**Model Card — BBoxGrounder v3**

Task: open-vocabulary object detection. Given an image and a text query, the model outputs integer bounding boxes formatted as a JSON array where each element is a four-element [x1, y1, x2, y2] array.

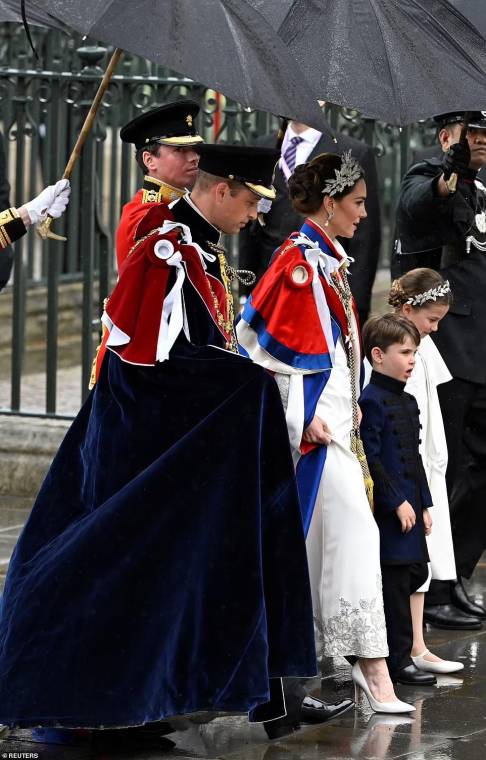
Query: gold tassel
[[89, 298, 109, 390], [351, 433, 374, 512]]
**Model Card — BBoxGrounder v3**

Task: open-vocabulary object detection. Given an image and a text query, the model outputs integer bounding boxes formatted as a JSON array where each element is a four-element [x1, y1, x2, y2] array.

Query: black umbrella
[[249, 0, 486, 125], [0, 0, 67, 27], [449, 0, 486, 39], [27, 0, 327, 131]]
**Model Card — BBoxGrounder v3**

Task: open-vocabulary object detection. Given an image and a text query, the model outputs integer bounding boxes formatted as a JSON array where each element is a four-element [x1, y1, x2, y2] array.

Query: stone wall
[[0, 415, 69, 497]]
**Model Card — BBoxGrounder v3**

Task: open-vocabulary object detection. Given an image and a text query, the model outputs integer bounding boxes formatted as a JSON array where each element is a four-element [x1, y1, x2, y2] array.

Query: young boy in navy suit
[[359, 314, 436, 687]]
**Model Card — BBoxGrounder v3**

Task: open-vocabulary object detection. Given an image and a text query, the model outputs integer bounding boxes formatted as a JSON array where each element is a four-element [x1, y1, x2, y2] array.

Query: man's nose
[[248, 207, 258, 221]]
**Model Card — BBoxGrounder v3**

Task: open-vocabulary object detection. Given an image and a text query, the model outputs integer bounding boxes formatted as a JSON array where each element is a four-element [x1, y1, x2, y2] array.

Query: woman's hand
[[303, 415, 333, 446], [423, 508, 433, 536]]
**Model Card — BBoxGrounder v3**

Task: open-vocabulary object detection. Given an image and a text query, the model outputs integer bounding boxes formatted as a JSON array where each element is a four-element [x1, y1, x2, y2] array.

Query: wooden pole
[[37, 47, 124, 241]]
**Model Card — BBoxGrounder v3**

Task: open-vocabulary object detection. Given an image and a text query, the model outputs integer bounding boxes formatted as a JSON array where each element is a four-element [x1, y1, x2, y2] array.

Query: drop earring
[[324, 209, 334, 227]]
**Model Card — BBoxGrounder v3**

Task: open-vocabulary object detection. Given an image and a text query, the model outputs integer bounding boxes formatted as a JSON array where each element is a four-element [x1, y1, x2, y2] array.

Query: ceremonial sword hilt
[[36, 214, 67, 242]]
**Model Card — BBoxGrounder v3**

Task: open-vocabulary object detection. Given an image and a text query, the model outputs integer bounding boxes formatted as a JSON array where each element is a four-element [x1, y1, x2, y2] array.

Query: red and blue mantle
[[240, 220, 355, 371]]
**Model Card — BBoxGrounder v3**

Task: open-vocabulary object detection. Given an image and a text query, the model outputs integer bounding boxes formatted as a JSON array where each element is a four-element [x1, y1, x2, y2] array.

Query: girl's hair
[[288, 152, 365, 214], [388, 268, 452, 309], [362, 314, 421, 363]]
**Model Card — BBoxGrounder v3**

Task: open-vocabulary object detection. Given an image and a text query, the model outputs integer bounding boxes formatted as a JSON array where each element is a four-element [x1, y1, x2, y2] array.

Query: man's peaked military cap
[[434, 111, 486, 130], [120, 100, 203, 149], [197, 144, 279, 200]]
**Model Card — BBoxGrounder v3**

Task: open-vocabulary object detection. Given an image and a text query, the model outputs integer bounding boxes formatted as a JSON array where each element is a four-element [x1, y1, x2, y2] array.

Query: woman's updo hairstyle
[[388, 268, 452, 309], [288, 152, 365, 215]]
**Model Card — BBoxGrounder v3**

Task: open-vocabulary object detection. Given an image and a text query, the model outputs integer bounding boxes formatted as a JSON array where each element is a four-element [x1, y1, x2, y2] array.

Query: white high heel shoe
[[412, 649, 464, 674], [351, 662, 415, 714]]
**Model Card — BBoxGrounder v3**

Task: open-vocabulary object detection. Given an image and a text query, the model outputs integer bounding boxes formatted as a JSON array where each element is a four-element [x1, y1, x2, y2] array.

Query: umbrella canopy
[[449, 0, 486, 39], [249, 0, 486, 125], [0, 0, 66, 26], [26, 0, 327, 131], [0, 1, 21, 20]]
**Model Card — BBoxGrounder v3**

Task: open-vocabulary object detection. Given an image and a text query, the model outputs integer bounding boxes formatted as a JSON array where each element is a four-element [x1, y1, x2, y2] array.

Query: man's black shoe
[[393, 664, 437, 686], [264, 717, 300, 740], [264, 696, 354, 739], [424, 603, 483, 630], [451, 579, 486, 619], [300, 695, 354, 723]]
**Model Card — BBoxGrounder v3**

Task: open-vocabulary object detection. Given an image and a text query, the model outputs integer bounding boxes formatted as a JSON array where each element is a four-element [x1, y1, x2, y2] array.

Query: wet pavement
[[0, 267, 482, 759], [0, 563, 485, 759]]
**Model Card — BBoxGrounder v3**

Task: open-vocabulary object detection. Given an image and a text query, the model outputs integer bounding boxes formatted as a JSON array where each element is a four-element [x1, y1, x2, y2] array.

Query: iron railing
[[0, 23, 439, 418]]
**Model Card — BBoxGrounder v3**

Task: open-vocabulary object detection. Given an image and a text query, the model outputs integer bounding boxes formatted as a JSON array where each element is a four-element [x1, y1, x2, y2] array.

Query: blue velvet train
[[0, 343, 317, 728]]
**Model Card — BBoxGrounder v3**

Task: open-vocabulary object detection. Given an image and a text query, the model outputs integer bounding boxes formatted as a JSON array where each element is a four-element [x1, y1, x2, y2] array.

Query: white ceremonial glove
[[23, 179, 71, 224]]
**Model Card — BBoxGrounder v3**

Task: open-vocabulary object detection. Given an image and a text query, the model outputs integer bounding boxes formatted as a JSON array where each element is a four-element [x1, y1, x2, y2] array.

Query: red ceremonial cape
[[115, 190, 160, 271], [99, 205, 231, 368]]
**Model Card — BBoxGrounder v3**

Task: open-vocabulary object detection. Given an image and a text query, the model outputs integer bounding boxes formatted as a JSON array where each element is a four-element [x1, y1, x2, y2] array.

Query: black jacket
[[394, 158, 486, 384], [360, 371, 431, 564], [238, 131, 381, 322]]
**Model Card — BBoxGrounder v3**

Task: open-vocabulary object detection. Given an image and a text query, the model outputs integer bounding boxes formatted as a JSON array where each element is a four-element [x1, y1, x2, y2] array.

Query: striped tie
[[283, 135, 303, 174]]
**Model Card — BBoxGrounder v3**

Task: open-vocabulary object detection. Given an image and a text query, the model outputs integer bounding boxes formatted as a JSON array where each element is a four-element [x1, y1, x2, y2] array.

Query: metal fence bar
[[0, 24, 441, 419], [9, 75, 28, 411]]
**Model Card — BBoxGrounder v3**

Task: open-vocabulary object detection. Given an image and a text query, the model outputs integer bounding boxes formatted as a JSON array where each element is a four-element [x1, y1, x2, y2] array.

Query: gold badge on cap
[[186, 114, 193, 127]]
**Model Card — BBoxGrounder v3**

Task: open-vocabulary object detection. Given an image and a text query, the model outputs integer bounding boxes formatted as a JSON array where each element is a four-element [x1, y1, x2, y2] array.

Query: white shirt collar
[[286, 124, 322, 147]]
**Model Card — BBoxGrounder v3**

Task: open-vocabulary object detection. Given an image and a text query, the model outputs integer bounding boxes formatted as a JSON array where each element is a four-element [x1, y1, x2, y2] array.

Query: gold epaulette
[[0, 207, 27, 249], [141, 176, 185, 204]]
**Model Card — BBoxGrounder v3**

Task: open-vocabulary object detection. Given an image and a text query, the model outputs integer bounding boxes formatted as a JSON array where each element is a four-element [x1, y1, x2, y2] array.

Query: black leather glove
[[442, 140, 471, 181]]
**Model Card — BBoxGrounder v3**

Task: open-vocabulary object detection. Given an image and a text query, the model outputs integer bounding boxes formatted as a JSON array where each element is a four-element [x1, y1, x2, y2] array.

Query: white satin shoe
[[351, 662, 415, 714], [412, 649, 464, 674]]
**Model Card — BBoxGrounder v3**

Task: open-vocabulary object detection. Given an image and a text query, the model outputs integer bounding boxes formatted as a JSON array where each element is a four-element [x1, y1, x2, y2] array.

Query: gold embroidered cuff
[[0, 207, 27, 249]]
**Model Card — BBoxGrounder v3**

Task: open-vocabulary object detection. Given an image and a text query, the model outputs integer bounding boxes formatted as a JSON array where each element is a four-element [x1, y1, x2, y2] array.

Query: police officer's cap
[[433, 111, 486, 130], [120, 100, 203, 150], [197, 144, 279, 200]]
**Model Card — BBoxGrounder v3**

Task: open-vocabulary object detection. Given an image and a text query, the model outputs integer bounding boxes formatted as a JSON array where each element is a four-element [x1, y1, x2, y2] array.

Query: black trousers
[[428, 378, 486, 605], [381, 562, 428, 677], [249, 678, 305, 724]]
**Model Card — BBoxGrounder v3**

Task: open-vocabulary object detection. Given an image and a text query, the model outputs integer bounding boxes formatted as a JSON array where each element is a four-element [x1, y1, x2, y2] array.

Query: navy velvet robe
[[0, 203, 316, 729]]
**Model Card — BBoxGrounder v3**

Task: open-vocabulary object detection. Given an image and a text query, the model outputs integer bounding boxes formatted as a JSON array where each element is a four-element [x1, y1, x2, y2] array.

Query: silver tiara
[[322, 150, 362, 196], [405, 280, 451, 306]]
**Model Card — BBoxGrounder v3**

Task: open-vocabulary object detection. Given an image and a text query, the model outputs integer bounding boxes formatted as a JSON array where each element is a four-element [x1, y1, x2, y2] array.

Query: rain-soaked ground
[[1, 559, 486, 759]]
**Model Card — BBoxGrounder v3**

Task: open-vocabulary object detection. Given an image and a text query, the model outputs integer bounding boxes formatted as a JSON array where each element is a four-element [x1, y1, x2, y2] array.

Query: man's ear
[[371, 346, 383, 364], [214, 181, 229, 203], [142, 151, 153, 171], [438, 128, 450, 152], [439, 126, 461, 152]]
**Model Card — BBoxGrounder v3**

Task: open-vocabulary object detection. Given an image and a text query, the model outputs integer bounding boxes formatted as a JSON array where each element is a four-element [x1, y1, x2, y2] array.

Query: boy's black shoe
[[424, 603, 482, 630], [450, 579, 486, 619], [393, 664, 436, 685]]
